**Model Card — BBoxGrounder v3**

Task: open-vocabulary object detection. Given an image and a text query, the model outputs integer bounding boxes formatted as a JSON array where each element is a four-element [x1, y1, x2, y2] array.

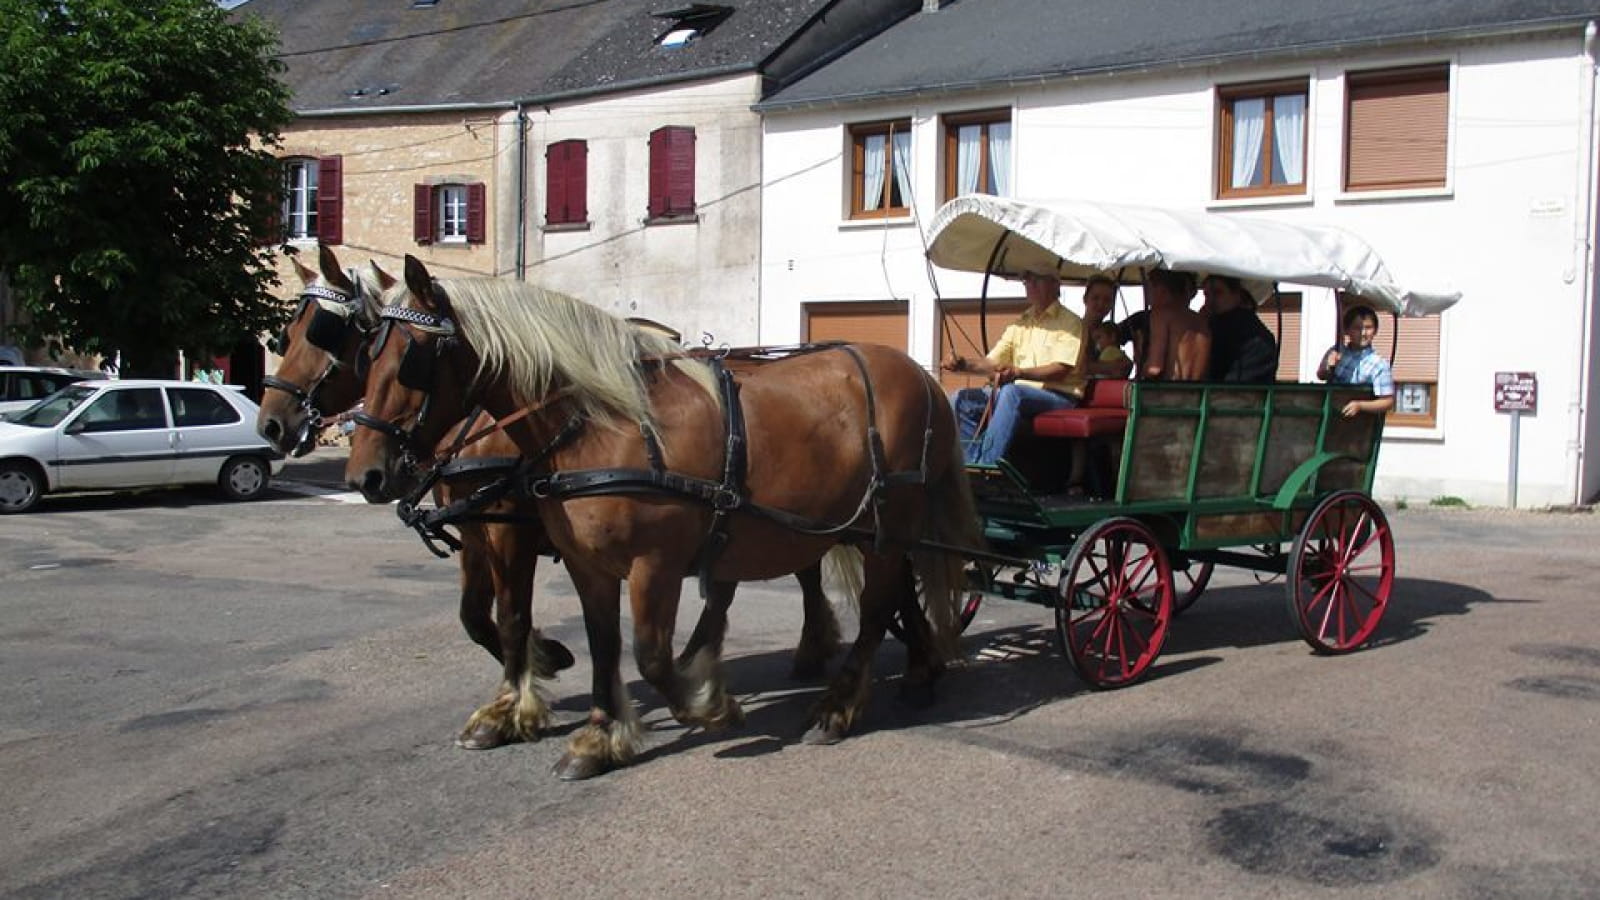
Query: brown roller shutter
[[1345, 65, 1449, 192], [412, 184, 433, 244], [1384, 314, 1441, 382], [803, 302, 909, 353], [466, 183, 486, 244], [934, 298, 1030, 392], [316, 155, 343, 245], [1257, 293, 1302, 382]]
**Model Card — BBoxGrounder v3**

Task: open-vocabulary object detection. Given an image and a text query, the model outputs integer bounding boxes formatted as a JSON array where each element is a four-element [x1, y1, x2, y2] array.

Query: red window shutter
[[413, 183, 433, 244], [546, 143, 568, 225], [648, 129, 669, 218], [466, 182, 486, 244], [568, 141, 588, 223], [316, 155, 343, 245]]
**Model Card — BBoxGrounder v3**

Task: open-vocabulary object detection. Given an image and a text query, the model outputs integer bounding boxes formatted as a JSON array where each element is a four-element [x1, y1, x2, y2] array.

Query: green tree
[[0, 0, 292, 373]]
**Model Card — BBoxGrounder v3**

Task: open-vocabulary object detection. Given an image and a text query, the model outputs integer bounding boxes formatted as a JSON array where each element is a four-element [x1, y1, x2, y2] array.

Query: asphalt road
[[2, 453, 1598, 898]]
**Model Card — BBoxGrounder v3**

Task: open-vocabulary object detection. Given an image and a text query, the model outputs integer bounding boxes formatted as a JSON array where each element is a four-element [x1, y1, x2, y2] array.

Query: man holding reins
[[942, 270, 1086, 465]]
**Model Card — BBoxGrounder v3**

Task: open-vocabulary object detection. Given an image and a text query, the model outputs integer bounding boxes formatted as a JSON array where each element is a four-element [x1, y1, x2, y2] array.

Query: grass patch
[[1394, 497, 1409, 510], [1429, 495, 1470, 508]]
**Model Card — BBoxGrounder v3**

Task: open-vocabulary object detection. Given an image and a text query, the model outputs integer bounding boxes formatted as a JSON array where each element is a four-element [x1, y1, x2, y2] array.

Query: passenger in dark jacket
[[1201, 275, 1278, 383]]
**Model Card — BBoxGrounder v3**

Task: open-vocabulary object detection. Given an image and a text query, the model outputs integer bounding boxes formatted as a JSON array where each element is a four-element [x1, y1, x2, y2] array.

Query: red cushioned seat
[[1028, 378, 1130, 439]]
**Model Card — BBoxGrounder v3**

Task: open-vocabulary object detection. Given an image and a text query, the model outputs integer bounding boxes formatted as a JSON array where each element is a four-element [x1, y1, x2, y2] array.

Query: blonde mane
[[391, 277, 719, 426]]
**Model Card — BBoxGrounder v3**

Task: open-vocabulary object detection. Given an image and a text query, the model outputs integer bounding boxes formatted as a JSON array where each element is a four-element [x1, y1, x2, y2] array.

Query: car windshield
[[9, 384, 98, 428]]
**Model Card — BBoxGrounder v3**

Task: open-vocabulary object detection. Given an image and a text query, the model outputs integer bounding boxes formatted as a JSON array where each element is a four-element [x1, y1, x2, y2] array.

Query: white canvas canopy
[[925, 195, 1460, 317]]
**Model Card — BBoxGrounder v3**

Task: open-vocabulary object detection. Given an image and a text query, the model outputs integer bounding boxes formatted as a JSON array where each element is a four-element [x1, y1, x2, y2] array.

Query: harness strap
[[686, 359, 748, 597]]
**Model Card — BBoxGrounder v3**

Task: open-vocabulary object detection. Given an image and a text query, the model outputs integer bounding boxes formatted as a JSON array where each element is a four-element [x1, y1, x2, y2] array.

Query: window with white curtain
[[942, 110, 1012, 202], [282, 158, 319, 240], [849, 119, 912, 219], [436, 184, 468, 242], [1216, 81, 1308, 199]]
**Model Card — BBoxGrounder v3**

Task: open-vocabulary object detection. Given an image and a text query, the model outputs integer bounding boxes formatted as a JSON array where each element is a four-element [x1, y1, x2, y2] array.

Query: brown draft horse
[[347, 256, 982, 780], [257, 247, 843, 749]]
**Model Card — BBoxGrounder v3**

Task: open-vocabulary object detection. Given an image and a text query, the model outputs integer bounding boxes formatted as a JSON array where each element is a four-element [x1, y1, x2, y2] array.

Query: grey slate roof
[[759, 0, 1600, 110], [234, 0, 859, 113]]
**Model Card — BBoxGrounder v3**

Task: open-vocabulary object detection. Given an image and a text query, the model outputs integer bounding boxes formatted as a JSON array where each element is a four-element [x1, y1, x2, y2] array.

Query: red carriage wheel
[[1286, 491, 1395, 654], [1171, 560, 1214, 616], [1055, 518, 1174, 689], [886, 577, 983, 643]]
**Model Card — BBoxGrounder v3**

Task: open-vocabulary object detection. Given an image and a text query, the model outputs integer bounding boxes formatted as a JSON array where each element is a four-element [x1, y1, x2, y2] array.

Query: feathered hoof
[[538, 638, 576, 672], [801, 723, 845, 746], [554, 751, 614, 781], [457, 719, 515, 750]]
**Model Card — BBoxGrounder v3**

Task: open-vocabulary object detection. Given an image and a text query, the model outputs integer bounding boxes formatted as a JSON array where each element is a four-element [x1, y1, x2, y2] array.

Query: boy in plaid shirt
[[1317, 304, 1397, 418]]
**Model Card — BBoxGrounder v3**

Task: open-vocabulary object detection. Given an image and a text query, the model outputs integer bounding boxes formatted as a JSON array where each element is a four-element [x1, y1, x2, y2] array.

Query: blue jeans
[[953, 383, 1078, 465]]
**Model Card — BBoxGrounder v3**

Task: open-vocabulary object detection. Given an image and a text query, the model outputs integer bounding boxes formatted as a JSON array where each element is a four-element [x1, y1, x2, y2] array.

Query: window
[[849, 119, 912, 219], [803, 301, 909, 352], [1385, 315, 1442, 427], [1344, 64, 1449, 192], [648, 126, 696, 221], [281, 156, 342, 244], [942, 111, 1011, 201], [1216, 81, 1308, 199], [168, 387, 240, 427], [1255, 292, 1302, 382], [78, 388, 166, 432], [652, 4, 731, 47], [546, 139, 588, 227], [412, 182, 485, 245]]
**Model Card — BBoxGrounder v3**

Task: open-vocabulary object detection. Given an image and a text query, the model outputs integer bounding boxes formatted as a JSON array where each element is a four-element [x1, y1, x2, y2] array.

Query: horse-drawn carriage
[[925, 196, 1458, 689], [259, 195, 1455, 779]]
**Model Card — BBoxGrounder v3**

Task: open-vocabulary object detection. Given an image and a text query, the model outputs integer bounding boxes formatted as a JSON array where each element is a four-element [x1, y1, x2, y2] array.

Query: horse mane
[[401, 278, 720, 426]]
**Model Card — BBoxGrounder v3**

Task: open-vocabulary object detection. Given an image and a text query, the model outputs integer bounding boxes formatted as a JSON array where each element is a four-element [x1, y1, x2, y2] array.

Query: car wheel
[[218, 456, 269, 501], [0, 462, 44, 514]]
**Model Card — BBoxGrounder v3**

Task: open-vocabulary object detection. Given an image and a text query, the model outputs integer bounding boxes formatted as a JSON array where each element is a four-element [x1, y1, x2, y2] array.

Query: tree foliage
[[0, 0, 292, 371]]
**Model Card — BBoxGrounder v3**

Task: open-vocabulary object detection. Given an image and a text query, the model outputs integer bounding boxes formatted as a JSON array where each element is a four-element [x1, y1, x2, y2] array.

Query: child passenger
[[1317, 304, 1397, 418]]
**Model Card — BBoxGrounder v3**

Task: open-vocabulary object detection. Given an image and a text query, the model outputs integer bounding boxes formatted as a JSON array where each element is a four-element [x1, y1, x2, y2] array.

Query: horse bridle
[[351, 303, 461, 469], [262, 278, 375, 456]]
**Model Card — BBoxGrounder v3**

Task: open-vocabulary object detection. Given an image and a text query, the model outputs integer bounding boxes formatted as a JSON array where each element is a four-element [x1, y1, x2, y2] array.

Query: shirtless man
[[1141, 269, 1210, 381]]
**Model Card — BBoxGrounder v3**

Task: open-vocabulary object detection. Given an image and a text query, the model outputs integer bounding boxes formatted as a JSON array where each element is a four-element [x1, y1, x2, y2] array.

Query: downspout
[[1572, 21, 1598, 504], [515, 102, 528, 281]]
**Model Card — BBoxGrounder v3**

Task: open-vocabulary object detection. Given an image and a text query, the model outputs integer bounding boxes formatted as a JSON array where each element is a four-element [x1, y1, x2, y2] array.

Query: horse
[[347, 255, 982, 780], [258, 247, 843, 749]]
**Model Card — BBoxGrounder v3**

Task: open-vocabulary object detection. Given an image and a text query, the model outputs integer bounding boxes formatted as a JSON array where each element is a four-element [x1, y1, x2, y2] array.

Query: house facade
[[757, 0, 1600, 508], [243, 0, 920, 369]]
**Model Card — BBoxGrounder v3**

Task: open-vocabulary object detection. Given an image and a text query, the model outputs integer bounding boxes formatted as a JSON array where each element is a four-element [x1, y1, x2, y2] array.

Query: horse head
[[347, 255, 482, 502], [257, 244, 394, 456]]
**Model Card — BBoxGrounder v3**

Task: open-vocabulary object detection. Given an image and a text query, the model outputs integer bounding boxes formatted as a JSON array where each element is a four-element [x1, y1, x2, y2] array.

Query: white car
[[0, 379, 285, 514], [0, 365, 106, 418]]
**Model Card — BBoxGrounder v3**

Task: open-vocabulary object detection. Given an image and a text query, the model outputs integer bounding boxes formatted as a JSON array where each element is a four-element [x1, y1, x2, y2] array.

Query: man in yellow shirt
[[941, 271, 1085, 465]]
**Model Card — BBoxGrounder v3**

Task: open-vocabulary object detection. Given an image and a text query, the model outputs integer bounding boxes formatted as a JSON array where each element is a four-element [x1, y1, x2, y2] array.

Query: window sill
[[544, 221, 591, 233], [839, 216, 915, 230], [1335, 186, 1453, 205], [1206, 194, 1313, 211], [644, 213, 699, 227], [1382, 421, 1444, 441]]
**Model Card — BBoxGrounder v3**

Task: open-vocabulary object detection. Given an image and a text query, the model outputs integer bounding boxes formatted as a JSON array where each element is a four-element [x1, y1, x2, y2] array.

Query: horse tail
[[913, 376, 986, 663], [819, 544, 865, 614]]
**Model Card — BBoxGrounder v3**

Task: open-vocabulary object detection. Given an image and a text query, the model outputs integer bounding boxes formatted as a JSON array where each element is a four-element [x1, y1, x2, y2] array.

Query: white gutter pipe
[[1572, 21, 1599, 506]]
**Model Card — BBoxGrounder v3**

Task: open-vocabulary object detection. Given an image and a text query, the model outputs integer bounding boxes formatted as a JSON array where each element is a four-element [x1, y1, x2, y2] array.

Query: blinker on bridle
[[261, 274, 372, 456], [352, 302, 459, 463]]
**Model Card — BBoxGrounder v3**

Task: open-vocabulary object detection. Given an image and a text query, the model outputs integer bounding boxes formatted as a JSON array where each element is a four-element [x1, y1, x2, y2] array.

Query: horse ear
[[404, 255, 436, 310], [319, 244, 353, 294], [290, 256, 317, 286], [369, 260, 397, 291]]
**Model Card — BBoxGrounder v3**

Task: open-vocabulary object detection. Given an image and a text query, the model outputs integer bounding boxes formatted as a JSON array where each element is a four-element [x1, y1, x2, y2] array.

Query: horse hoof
[[898, 681, 937, 709], [554, 751, 612, 781], [539, 638, 576, 672], [457, 721, 511, 750], [801, 723, 844, 746]]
